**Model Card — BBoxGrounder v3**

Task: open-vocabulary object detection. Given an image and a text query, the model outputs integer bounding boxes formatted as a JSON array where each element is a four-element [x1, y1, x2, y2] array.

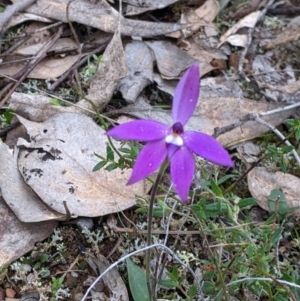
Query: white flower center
[[165, 134, 183, 146]]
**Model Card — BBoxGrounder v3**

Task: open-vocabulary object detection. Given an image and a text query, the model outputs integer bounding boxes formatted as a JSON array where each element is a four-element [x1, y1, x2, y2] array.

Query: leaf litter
[[1, 0, 300, 299]]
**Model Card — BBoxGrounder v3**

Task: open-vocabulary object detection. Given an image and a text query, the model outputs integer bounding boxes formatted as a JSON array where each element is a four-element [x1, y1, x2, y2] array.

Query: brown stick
[[49, 40, 110, 91], [0, 26, 64, 108], [0, 0, 36, 35]]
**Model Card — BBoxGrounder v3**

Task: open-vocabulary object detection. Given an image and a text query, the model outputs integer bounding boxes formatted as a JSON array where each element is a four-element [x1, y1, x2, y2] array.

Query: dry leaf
[[9, 92, 71, 122], [252, 55, 298, 103], [82, 32, 127, 109], [0, 197, 57, 269], [125, 0, 178, 16], [86, 255, 129, 301], [145, 41, 195, 78], [248, 167, 300, 217], [16, 112, 145, 218], [218, 11, 261, 47], [180, 0, 219, 37], [0, 55, 80, 80], [25, 0, 181, 37], [4, 12, 53, 31], [0, 141, 64, 222], [117, 41, 153, 103], [265, 16, 300, 50]]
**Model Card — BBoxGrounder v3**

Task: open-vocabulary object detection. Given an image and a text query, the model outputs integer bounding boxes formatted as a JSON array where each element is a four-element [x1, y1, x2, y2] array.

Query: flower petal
[[172, 63, 200, 126], [169, 146, 195, 203], [184, 131, 234, 167], [107, 120, 168, 141], [127, 139, 167, 185]]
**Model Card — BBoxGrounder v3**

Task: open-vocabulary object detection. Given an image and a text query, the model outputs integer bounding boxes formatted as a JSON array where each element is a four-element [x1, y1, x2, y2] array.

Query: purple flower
[[107, 64, 233, 202]]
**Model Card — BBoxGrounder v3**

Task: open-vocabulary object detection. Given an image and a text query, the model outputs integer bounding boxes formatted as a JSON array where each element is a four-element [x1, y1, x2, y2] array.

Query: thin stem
[[146, 160, 169, 301]]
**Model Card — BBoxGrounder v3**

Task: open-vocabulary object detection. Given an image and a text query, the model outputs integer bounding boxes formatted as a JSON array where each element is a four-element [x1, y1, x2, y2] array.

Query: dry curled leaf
[[83, 32, 127, 109], [218, 11, 261, 47], [145, 41, 196, 78]]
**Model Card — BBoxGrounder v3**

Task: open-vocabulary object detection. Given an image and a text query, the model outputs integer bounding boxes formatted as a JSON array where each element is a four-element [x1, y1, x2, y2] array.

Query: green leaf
[[126, 259, 149, 301], [210, 180, 223, 197], [271, 227, 283, 245], [202, 281, 214, 294], [105, 162, 118, 171], [217, 174, 235, 185], [3, 109, 14, 123], [93, 161, 107, 172], [158, 279, 178, 288], [119, 147, 131, 154], [51, 277, 64, 294], [281, 145, 293, 154], [41, 269, 50, 278], [295, 129, 300, 141], [40, 254, 49, 263], [238, 198, 257, 209], [0, 6, 5, 12], [188, 285, 197, 298], [106, 145, 114, 161], [50, 98, 61, 106]]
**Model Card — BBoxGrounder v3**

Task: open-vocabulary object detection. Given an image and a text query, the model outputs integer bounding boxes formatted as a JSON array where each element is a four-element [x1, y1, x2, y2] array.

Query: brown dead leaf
[[0, 197, 57, 270], [83, 32, 127, 109], [248, 167, 300, 217], [9, 92, 71, 122], [4, 13, 53, 31], [0, 140, 64, 222], [25, 0, 181, 37], [252, 55, 299, 103], [16, 112, 145, 218], [218, 11, 261, 47], [265, 16, 300, 50], [117, 41, 153, 103], [0, 55, 80, 80], [125, 0, 178, 16], [145, 41, 196, 78], [86, 255, 129, 301]]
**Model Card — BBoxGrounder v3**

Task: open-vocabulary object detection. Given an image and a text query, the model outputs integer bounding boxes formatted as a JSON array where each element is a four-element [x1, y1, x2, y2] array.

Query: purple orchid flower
[[107, 63, 233, 202]]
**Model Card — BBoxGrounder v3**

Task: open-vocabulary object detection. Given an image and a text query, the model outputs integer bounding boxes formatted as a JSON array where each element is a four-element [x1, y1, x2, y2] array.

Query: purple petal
[[172, 63, 200, 126], [184, 131, 234, 167], [170, 147, 195, 203], [107, 120, 168, 141], [127, 139, 167, 185]]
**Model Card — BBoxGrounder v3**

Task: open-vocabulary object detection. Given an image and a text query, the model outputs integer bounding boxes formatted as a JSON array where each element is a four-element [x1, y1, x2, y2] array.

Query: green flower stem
[[146, 160, 169, 301]]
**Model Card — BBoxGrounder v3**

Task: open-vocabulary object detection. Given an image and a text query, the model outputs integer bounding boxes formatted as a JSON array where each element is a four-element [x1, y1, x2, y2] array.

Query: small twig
[[66, 1, 81, 53], [60, 255, 80, 279], [0, 0, 36, 35], [0, 121, 20, 137], [49, 40, 110, 91], [214, 101, 300, 139], [0, 26, 64, 108], [107, 236, 124, 259], [238, 0, 275, 82]]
